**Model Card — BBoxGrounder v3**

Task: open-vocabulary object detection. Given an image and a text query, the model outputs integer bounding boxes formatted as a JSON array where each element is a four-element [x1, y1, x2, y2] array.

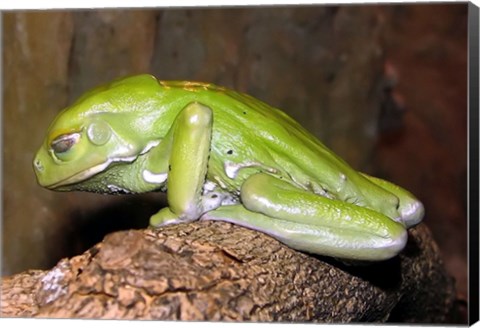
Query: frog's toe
[[399, 199, 425, 228], [149, 207, 182, 227]]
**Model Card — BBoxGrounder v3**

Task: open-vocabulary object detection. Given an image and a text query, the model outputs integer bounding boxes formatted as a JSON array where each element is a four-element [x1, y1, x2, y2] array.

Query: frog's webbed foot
[[202, 173, 408, 261]]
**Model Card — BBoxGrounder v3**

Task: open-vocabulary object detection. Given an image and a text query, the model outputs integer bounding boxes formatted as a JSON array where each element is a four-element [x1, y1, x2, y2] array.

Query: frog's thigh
[[205, 173, 408, 261]]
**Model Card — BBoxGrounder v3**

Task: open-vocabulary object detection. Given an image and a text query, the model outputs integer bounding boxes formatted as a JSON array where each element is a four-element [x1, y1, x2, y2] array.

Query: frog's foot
[[360, 173, 425, 228], [202, 173, 408, 261], [150, 207, 192, 227]]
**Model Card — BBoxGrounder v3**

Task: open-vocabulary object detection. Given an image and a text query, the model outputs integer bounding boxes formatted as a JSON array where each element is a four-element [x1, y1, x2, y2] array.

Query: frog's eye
[[51, 133, 81, 154]]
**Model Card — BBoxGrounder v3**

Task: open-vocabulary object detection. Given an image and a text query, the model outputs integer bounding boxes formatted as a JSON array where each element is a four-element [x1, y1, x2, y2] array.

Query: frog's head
[[33, 74, 163, 191]]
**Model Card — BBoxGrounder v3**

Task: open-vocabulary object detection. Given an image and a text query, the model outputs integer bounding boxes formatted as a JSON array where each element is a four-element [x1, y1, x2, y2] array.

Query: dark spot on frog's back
[[227, 150, 233, 155]]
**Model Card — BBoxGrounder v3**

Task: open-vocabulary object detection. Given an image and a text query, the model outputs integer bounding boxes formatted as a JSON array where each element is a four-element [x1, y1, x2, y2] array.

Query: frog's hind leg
[[201, 173, 407, 261]]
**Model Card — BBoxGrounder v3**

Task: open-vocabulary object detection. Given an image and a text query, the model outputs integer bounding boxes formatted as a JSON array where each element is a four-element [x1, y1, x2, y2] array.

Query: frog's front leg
[[202, 173, 408, 261], [149, 102, 214, 226]]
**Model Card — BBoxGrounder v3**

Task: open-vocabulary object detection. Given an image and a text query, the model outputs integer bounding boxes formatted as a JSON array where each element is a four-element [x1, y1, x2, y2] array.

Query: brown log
[[1, 222, 455, 322]]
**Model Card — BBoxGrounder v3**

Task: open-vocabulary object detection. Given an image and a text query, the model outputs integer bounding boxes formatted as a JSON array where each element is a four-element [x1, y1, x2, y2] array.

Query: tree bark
[[1, 222, 455, 323]]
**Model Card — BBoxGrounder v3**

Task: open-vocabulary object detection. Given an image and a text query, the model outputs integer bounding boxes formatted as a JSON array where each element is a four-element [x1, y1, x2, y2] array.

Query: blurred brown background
[[2, 3, 468, 321]]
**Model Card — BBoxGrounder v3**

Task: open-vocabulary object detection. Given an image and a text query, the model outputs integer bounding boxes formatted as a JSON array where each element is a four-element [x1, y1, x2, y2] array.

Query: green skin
[[33, 74, 424, 261]]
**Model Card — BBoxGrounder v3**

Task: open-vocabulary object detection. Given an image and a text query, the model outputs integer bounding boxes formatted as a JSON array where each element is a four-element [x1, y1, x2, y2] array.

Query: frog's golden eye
[[51, 133, 81, 154]]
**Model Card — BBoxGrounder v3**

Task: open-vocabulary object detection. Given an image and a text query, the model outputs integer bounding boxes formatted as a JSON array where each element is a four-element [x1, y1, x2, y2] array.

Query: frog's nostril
[[34, 158, 44, 172]]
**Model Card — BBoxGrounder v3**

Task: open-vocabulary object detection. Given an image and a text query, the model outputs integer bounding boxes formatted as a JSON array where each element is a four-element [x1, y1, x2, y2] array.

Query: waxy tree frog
[[33, 75, 424, 261]]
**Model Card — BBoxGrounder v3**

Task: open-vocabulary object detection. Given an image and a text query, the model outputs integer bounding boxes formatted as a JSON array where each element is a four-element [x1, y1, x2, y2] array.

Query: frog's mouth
[[46, 154, 139, 190], [44, 139, 161, 190]]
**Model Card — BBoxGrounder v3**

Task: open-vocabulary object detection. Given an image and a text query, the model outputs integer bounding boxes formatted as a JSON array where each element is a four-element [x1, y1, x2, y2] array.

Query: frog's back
[[156, 80, 355, 194]]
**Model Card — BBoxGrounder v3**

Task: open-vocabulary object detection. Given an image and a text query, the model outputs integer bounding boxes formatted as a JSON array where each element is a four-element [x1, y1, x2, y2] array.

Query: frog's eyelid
[[51, 133, 81, 153]]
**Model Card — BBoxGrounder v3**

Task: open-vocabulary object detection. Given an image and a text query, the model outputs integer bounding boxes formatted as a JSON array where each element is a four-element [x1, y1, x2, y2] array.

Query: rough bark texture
[[1, 222, 455, 323]]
